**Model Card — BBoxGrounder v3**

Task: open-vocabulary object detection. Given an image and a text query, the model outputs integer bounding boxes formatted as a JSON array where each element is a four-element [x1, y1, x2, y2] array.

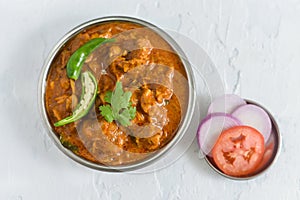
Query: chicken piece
[[137, 38, 152, 49], [60, 50, 71, 67], [81, 119, 100, 138], [54, 95, 69, 104], [109, 58, 126, 80], [101, 120, 128, 147], [109, 45, 122, 58], [148, 133, 162, 150], [132, 111, 145, 125], [140, 88, 156, 113], [148, 105, 168, 129], [60, 77, 70, 90], [135, 131, 162, 151], [155, 85, 173, 104], [69, 33, 90, 52], [101, 121, 119, 139], [98, 75, 115, 104], [52, 109, 61, 120]]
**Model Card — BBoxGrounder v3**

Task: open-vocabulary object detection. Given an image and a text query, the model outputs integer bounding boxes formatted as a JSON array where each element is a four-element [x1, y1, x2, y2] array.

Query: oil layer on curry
[[45, 21, 189, 166]]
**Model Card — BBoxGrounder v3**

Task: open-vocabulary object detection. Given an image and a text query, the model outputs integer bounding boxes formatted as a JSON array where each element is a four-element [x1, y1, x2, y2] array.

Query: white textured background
[[1, 0, 300, 199]]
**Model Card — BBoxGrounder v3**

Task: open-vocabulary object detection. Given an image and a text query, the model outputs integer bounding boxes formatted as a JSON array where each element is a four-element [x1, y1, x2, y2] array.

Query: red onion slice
[[197, 113, 241, 156], [207, 94, 246, 114], [231, 104, 272, 143]]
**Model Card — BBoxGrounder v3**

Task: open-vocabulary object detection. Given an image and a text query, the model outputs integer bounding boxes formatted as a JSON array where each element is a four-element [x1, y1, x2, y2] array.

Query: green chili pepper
[[67, 38, 114, 80], [54, 71, 98, 127], [59, 135, 78, 152]]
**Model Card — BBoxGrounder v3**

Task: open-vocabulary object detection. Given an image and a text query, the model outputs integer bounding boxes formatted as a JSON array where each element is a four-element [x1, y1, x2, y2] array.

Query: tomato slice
[[212, 126, 265, 177], [255, 134, 275, 172]]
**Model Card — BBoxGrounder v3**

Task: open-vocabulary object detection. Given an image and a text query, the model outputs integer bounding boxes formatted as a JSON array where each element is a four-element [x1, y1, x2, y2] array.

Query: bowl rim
[[203, 99, 282, 180], [38, 15, 196, 172]]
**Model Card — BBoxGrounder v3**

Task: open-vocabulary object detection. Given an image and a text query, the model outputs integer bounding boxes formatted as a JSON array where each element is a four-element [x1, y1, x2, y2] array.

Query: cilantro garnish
[[99, 81, 136, 126]]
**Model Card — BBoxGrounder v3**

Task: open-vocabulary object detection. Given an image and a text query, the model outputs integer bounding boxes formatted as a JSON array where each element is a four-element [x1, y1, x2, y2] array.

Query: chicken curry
[[45, 21, 189, 166]]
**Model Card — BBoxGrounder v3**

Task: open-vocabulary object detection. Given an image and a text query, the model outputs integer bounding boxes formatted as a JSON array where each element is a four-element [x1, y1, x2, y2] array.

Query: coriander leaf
[[112, 82, 123, 102], [104, 91, 112, 104], [99, 105, 114, 122], [128, 106, 136, 119], [116, 109, 131, 126], [99, 81, 136, 127], [121, 91, 132, 108], [111, 81, 125, 113]]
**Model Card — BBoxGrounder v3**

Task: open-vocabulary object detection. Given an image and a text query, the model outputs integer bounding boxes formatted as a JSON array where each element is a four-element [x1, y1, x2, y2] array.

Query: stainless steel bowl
[[204, 100, 281, 180], [38, 16, 196, 172]]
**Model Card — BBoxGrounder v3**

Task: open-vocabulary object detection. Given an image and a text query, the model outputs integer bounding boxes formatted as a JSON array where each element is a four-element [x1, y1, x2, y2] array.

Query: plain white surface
[[1, 0, 300, 199]]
